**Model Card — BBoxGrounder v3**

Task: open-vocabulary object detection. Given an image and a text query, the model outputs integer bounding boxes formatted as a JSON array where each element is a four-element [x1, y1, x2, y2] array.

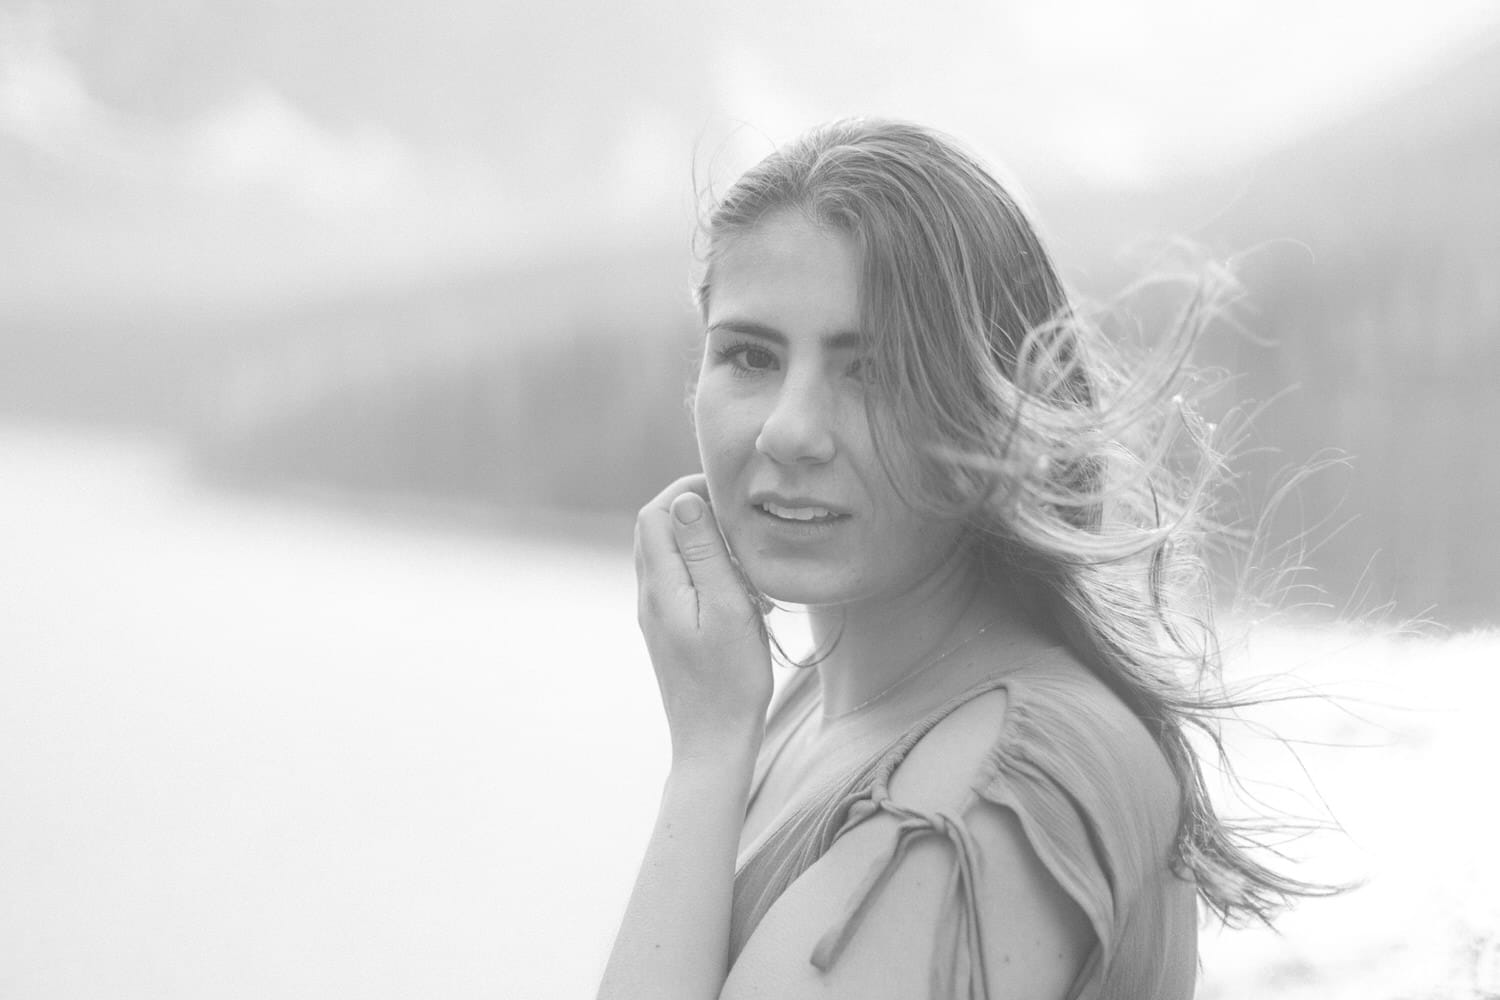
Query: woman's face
[[694, 211, 968, 607]]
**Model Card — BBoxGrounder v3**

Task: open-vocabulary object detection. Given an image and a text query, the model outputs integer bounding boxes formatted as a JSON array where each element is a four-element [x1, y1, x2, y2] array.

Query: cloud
[[0, 8, 106, 153], [602, 103, 685, 223], [181, 85, 411, 211], [0, 3, 522, 217], [0, 6, 522, 307], [0, 12, 414, 212]]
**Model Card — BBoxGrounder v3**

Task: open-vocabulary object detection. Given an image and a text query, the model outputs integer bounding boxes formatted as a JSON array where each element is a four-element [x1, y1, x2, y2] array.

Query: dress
[[728, 654, 1199, 1000]]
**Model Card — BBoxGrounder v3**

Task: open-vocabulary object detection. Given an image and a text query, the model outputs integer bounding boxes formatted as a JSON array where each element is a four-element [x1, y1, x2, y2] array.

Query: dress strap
[[811, 796, 995, 998], [807, 649, 1133, 1000], [803, 655, 1190, 1000]]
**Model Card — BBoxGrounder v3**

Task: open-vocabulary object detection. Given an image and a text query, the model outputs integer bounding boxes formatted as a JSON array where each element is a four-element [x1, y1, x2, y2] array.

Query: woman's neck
[[803, 550, 1037, 722]]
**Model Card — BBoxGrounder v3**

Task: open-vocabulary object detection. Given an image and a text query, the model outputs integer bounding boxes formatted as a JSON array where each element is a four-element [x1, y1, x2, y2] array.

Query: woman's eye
[[847, 356, 877, 382], [718, 344, 778, 375], [741, 347, 776, 370]]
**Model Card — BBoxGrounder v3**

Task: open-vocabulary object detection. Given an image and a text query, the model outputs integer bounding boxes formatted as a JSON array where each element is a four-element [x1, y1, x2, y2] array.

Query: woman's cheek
[[693, 409, 735, 511]]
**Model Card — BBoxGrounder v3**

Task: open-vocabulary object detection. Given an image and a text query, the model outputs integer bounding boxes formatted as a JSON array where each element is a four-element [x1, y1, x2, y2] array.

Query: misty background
[[2, 2, 1498, 997]]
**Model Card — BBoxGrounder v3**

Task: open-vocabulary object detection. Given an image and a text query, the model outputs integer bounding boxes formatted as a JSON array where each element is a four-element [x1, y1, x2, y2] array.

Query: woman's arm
[[597, 477, 773, 1000], [721, 689, 1095, 999], [596, 742, 756, 1000]]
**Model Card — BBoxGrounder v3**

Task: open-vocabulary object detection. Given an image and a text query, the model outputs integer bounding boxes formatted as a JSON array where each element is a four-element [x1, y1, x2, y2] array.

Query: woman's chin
[[740, 564, 857, 608]]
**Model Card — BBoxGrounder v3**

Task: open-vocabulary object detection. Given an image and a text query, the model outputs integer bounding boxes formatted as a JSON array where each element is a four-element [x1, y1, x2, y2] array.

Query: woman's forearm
[[598, 741, 758, 1000], [613, 480, 771, 997]]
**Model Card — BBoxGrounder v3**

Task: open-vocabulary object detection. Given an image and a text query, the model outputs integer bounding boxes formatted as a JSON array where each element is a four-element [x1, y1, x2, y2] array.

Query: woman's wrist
[[599, 714, 759, 1000], [669, 721, 763, 775]]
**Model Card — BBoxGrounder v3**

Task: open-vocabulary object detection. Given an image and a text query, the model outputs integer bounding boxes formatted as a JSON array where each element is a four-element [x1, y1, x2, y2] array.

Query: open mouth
[[757, 502, 850, 524]]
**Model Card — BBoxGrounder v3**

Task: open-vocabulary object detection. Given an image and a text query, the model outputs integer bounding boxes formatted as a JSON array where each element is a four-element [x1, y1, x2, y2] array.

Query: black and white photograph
[[2, 2, 1497, 997]]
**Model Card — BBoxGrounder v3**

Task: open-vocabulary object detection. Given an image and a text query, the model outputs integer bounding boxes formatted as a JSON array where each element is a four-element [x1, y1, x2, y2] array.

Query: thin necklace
[[821, 614, 1006, 722]]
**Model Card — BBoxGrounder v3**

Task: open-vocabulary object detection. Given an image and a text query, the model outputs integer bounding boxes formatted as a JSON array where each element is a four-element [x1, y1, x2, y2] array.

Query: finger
[[668, 492, 746, 615], [636, 498, 692, 596], [630, 473, 705, 599], [635, 474, 707, 588], [644, 473, 709, 515]]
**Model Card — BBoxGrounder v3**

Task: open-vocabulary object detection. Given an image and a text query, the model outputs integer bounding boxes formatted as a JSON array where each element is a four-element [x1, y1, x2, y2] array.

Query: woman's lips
[[753, 503, 852, 531], [759, 501, 839, 521], [748, 492, 852, 518]]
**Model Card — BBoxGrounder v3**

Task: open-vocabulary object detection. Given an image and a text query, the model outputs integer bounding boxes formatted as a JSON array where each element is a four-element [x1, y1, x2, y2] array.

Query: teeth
[[762, 502, 835, 521]]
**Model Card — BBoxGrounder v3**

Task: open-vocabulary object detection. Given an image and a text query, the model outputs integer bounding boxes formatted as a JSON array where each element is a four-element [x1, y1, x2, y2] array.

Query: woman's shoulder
[[878, 645, 1179, 827], [724, 647, 1172, 1000], [991, 652, 1183, 839], [723, 652, 1091, 1000], [868, 647, 1188, 988], [872, 645, 1186, 942]]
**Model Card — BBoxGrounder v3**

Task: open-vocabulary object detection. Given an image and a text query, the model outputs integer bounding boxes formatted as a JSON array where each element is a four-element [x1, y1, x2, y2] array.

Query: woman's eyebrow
[[706, 319, 865, 350]]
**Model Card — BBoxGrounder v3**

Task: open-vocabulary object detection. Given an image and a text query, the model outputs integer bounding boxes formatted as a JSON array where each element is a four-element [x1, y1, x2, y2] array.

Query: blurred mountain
[[1078, 28, 1500, 626], [0, 238, 704, 512], [1197, 31, 1500, 626], [185, 243, 706, 513], [2, 30, 1497, 622]]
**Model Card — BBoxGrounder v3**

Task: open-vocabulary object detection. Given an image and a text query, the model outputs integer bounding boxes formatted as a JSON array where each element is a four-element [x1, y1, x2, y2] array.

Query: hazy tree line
[[164, 212, 1496, 627], [2, 41, 1495, 626], [191, 311, 704, 516]]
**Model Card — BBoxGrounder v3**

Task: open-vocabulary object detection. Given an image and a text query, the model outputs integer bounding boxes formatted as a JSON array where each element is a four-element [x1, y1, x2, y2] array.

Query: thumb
[[669, 493, 741, 599]]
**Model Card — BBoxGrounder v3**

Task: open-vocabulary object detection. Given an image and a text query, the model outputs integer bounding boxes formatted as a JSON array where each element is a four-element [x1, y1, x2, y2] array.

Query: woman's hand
[[635, 474, 772, 763], [603, 473, 768, 999]]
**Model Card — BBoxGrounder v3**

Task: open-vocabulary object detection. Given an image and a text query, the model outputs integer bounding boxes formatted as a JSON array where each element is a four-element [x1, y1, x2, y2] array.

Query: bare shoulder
[[884, 644, 1163, 811], [884, 684, 1014, 811], [721, 659, 1097, 1000]]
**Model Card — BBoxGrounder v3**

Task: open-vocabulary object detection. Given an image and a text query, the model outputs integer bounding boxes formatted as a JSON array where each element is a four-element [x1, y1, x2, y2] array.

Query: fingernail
[[673, 494, 704, 524]]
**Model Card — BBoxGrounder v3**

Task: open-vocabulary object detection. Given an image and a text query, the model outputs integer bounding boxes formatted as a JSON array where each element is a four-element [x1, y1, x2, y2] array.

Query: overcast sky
[[2, 0, 1496, 311]]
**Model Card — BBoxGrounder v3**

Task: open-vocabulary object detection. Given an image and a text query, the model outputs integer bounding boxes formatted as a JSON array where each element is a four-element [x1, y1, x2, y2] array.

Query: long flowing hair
[[692, 117, 1339, 926]]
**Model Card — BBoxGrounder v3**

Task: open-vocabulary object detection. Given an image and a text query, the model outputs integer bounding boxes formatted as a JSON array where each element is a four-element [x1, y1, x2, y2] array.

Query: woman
[[599, 119, 1321, 1000]]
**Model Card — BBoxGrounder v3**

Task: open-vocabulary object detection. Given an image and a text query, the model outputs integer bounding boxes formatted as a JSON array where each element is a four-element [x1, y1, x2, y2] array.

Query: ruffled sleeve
[[805, 671, 1187, 1000]]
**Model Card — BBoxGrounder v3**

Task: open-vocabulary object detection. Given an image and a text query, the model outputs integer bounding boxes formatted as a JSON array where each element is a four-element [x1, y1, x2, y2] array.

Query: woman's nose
[[755, 377, 837, 465]]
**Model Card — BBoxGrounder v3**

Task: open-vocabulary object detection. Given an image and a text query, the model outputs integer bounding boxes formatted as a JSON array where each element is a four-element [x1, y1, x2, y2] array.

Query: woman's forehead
[[714, 210, 857, 270], [707, 213, 863, 329]]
